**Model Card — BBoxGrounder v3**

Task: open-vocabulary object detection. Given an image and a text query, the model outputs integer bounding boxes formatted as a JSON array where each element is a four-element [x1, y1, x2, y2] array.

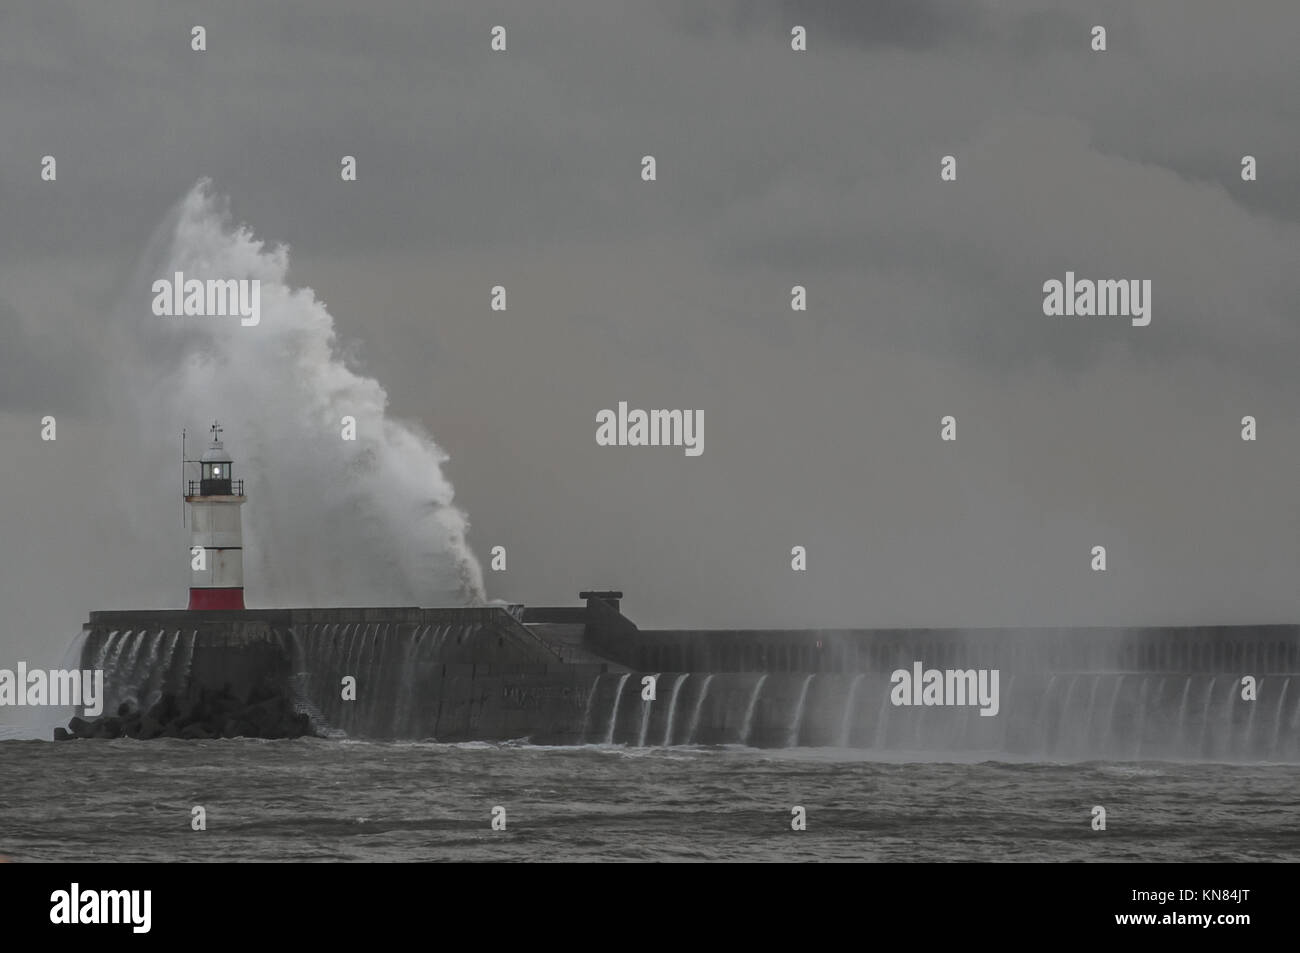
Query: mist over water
[[110, 180, 484, 607]]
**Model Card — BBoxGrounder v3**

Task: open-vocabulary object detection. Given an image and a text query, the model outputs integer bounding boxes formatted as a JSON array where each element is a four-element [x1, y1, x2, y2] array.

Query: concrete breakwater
[[65, 594, 1300, 760], [74, 606, 613, 745]]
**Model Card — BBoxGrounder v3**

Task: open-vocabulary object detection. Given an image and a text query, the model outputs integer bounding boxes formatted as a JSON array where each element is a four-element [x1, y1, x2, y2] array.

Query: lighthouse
[[185, 422, 247, 610]]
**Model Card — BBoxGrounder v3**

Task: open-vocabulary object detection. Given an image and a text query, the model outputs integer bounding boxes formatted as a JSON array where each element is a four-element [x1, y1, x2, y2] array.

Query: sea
[[3, 736, 1299, 862]]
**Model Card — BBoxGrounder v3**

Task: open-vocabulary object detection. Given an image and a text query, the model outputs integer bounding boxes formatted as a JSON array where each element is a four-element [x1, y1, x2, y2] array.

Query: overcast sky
[[3, 0, 1299, 680]]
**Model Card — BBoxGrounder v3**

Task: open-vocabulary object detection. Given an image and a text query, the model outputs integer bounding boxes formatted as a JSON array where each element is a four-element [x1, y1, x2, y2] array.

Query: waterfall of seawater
[[288, 628, 346, 739], [1198, 677, 1217, 757], [82, 625, 1300, 759], [1105, 675, 1125, 753], [604, 673, 631, 745], [637, 674, 660, 747], [1133, 677, 1151, 759], [1244, 677, 1260, 755], [662, 674, 688, 746], [80, 629, 201, 718], [735, 670, 1300, 761], [1215, 678, 1236, 757], [686, 674, 714, 745], [106, 632, 499, 739], [288, 621, 497, 740], [1080, 675, 1100, 755], [1289, 689, 1300, 761], [838, 673, 865, 747], [1271, 678, 1290, 758], [580, 673, 602, 744], [1175, 678, 1193, 752], [1057, 675, 1079, 757], [787, 674, 815, 747], [873, 684, 891, 749], [740, 674, 767, 745], [1035, 674, 1059, 757]]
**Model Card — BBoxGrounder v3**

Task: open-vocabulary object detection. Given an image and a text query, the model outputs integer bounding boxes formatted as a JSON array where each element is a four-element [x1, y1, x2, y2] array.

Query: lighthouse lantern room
[[185, 421, 247, 610]]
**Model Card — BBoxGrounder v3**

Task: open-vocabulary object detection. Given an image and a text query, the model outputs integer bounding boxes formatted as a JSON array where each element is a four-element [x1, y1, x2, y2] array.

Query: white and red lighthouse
[[185, 422, 247, 610]]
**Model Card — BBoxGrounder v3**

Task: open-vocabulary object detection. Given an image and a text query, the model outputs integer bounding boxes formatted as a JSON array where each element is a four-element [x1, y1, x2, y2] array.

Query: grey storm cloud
[[0, 297, 97, 413]]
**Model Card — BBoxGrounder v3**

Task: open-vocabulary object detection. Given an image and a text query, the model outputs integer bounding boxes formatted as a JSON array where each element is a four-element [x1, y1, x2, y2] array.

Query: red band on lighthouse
[[187, 588, 246, 611]]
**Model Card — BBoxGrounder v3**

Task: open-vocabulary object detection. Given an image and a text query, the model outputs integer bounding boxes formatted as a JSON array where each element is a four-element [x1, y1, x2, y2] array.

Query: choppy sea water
[[2, 738, 1299, 862]]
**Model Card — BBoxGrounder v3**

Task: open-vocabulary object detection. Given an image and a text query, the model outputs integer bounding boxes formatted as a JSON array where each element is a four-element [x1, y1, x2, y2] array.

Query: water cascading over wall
[[286, 610, 603, 741], [577, 670, 1300, 760], [81, 622, 287, 718], [80, 608, 611, 743], [79, 604, 1300, 759], [570, 605, 1300, 759]]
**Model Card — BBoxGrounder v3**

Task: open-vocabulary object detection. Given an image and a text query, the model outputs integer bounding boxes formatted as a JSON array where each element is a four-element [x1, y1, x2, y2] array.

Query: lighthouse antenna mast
[[180, 425, 209, 526]]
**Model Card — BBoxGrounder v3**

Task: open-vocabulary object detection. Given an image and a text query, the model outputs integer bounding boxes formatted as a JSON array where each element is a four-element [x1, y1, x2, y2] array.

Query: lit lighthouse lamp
[[185, 422, 247, 610]]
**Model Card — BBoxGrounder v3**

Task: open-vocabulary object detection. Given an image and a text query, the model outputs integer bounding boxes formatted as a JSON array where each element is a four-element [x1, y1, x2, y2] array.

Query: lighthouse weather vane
[[210, 421, 223, 443]]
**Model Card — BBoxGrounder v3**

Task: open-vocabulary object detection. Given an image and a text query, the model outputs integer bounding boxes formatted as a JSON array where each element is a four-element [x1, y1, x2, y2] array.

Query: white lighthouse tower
[[185, 421, 247, 610]]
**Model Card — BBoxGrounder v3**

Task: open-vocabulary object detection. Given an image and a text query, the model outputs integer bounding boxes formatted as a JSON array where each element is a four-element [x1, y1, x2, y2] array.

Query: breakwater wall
[[80, 607, 615, 744], [75, 596, 1300, 759], [570, 594, 1300, 674]]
